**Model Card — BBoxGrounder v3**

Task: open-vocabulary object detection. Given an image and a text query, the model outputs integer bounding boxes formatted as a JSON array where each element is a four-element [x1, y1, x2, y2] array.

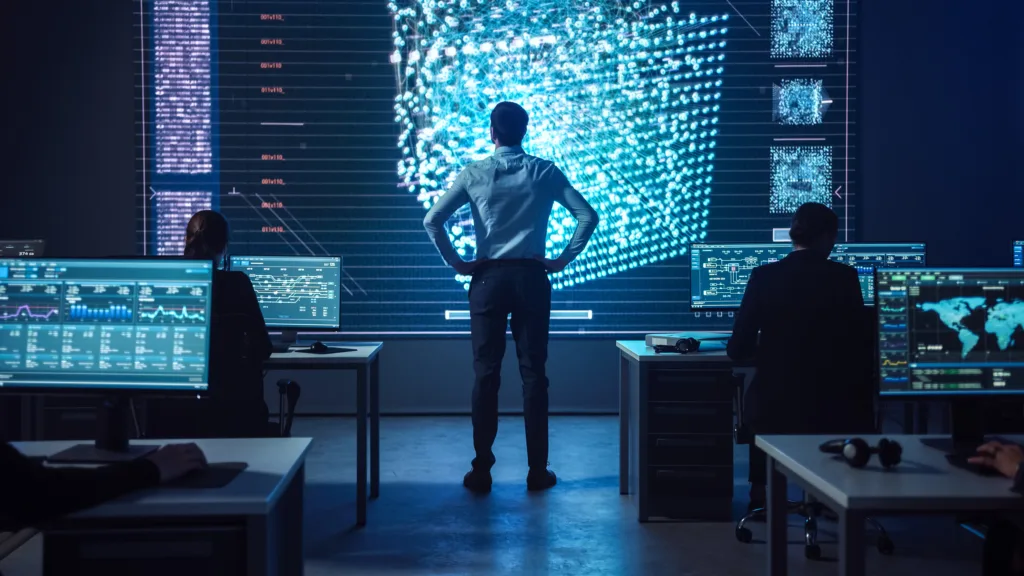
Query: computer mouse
[[309, 341, 330, 354]]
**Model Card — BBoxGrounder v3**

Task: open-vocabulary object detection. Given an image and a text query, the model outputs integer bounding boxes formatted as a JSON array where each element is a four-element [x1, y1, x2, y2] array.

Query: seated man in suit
[[727, 202, 873, 510]]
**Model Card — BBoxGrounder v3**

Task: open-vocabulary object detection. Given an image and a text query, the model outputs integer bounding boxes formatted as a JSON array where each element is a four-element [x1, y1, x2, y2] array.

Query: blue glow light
[[774, 79, 825, 125], [769, 146, 832, 214], [770, 0, 833, 59], [389, 0, 729, 290]]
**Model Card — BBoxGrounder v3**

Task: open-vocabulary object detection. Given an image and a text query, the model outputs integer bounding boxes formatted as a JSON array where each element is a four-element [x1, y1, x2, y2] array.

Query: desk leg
[[766, 456, 788, 576], [370, 355, 380, 500], [356, 365, 368, 527], [838, 510, 866, 576], [619, 354, 629, 495]]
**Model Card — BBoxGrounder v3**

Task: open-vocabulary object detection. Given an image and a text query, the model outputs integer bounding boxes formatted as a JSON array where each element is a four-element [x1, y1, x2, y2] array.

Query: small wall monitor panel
[[229, 256, 342, 330], [1014, 241, 1023, 267], [0, 240, 45, 258], [690, 243, 927, 309], [0, 258, 213, 392], [876, 268, 1024, 396]]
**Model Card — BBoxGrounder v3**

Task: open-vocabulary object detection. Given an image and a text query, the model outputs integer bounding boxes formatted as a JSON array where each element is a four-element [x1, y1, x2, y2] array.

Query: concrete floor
[[2, 416, 985, 575]]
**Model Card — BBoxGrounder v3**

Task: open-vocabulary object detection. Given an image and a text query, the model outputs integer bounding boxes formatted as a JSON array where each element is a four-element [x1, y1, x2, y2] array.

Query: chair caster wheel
[[736, 527, 753, 543], [877, 536, 894, 555], [804, 544, 822, 560]]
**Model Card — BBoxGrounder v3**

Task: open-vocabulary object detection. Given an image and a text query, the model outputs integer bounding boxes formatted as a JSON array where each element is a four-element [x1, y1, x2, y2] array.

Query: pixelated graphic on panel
[[390, 1, 727, 290], [770, 0, 833, 58], [773, 79, 828, 125], [155, 191, 213, 256], [769, 146, 832, 214], [153, 0, 212, 175], [135, 0, 860, 334]]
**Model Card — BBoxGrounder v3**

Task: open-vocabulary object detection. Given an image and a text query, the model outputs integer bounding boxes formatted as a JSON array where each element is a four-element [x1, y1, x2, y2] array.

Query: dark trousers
[[469, 260, 551, 472]]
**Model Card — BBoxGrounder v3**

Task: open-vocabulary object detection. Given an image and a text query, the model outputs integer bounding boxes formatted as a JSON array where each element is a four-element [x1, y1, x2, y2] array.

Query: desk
[[757, 434, 1024, 576], [13, 437, 311, 576], [265, 342, 381, 526], [616, 339, 737, 521]]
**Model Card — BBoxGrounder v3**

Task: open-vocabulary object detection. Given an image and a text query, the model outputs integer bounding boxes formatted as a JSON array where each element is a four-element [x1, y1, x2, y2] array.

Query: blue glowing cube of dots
[[775, 79, 824, 125], [770, 0, 833, 59], [390, 0, 729, 290], [769, 146, 832, 214]]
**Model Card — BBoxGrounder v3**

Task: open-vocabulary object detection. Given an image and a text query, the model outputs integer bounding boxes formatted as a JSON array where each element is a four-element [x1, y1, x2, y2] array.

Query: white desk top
[[265, 342, 382, 366], [757, 434, 1024, 512], [616, 339, 731, 363], [13, 437, 312, 518]]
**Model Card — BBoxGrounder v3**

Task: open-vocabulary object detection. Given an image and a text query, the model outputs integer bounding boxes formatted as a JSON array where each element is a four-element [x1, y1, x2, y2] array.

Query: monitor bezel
[[228, 254, 343, 332], [874, 266, 1024, 398], [0, 257, 214, 397]]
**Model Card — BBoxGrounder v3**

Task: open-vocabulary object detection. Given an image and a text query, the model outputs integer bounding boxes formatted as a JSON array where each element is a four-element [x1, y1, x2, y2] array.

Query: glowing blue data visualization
[[769, 146, 832, 214], [390, 0, 729, 290], [770, 0, 833, 59], [230, 256, 342, 330], [1014, 241, 1023, 267], [774, 79, 828, 125], [877, 269, 1024, 395], [829, 243, 926, 302], [0, 259, 213, 391]]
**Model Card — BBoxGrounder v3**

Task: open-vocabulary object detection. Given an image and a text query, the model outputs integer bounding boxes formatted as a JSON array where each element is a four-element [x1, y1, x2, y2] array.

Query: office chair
[[732, 374, 894, 559]]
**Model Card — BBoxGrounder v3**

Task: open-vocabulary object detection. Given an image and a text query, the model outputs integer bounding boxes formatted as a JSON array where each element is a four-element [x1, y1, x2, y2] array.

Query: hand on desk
[[146, 443, 208, 483], [968, 441, 1024, 479]]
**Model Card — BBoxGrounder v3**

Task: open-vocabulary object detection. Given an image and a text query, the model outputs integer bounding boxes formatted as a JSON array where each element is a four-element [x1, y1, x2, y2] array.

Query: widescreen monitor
[[0, 240, 45, 258], [229, 255, 342, 331], [1014, 240, 1023, 267], [876, 268, 1024, 397], [690, 243, 927, 309], [0, 258, 213, 392]]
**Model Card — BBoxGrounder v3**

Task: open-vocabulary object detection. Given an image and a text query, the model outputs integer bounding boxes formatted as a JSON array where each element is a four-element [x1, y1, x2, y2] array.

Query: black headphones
[[653, 337, 702, 354], [819, 437, 903, 469]]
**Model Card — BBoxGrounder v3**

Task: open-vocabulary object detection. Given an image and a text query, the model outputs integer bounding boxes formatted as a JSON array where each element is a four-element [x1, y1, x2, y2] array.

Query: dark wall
[[6, 1, 136, 258], [860, 0, 1024, 265]]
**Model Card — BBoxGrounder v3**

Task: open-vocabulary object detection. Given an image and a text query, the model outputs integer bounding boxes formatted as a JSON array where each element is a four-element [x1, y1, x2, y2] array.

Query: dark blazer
[[726, 249, 874, 434]]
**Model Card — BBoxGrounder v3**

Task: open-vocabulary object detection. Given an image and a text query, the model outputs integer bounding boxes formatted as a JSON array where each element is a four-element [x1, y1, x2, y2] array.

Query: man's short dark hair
[[490, 102, 529, 146], [789, 202, 839, 246]]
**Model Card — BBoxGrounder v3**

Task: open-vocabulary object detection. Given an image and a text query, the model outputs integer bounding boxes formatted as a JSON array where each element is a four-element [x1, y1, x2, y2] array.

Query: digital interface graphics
[[1014, 240, 1022, 267], [877, 269, 1024, 395], [690, 243, 925, 308], [0, 259, 213, 391], [229, 256, 342, 330], [135, 0, 859, 334]]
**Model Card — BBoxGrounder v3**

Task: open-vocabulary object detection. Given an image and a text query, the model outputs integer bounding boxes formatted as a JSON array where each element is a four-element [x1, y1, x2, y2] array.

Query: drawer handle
[[654, 406, 718, 416], [656, 469, 717, 480], [655, 438, 716, 448]]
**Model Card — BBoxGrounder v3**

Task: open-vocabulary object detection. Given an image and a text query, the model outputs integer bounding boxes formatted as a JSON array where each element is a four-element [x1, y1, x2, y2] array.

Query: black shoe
[[526, 469, 557, 491], [463, 469, 492, 494]]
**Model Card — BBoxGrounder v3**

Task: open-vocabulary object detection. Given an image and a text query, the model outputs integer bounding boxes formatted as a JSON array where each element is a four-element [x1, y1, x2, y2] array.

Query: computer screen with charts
[[229, 256, 342, 330], [876, 269, 1024, 396], [0, 258, 213, 392], [1014, 241, 1023, 267], [690, 243, 927, 309]]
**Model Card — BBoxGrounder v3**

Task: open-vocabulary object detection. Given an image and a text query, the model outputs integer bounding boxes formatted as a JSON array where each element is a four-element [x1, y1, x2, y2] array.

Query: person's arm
[[727, 267, 762, 361], [1013, 463, 1024, 493], [0, 443, 160, 530], [548, 165, 599, 267], [238, 274, 272, 360], [423, 172, 471, 270]]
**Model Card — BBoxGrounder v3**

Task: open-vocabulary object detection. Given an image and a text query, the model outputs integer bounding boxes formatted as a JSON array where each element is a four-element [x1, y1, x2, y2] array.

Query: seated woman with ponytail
[[150, 210, 273, 438]]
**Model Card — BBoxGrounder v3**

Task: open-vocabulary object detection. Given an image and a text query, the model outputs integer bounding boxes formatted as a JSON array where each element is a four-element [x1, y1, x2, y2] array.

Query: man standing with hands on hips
[[423, 102, 599, 494]]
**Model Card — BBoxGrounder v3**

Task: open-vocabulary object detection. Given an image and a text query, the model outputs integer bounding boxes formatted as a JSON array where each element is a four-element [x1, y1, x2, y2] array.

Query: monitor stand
[[919, 399, 986, 454], [48, 396, 158, 464], [272, 330, 300, 353]]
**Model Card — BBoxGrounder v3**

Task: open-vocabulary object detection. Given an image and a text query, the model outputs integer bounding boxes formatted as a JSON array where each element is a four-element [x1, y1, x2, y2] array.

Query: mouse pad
[[168, 462, 248, 489]]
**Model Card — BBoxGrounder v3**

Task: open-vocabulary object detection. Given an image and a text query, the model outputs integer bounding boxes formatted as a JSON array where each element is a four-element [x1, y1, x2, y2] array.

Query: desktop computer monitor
[[228, 255, 342, 346], [1014, 240, 1023, 267], [0, 240, 45, 258], [689, 242, 927, 309], [876, 268, 1024, 449], [0, 257, 214, 460]]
